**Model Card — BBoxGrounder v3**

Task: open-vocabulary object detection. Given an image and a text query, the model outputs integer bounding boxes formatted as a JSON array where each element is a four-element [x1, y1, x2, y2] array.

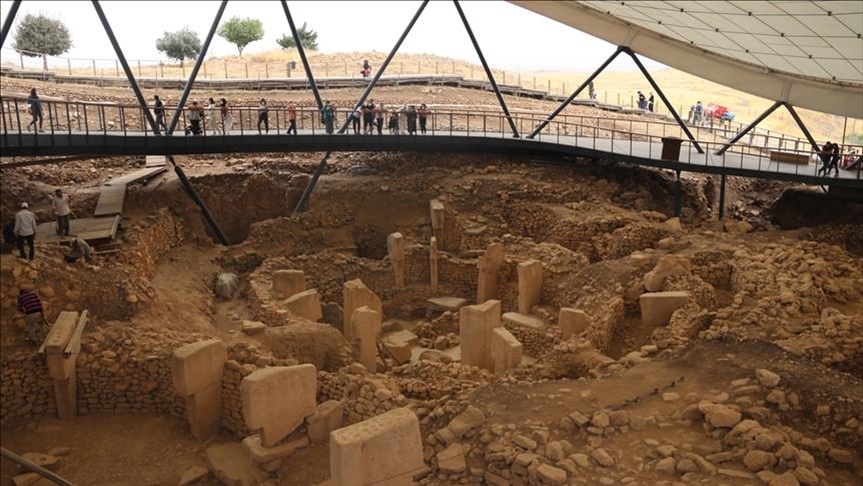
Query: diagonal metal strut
[[281, 0, 323, 110], [0, 0, 22, 49], [293, 152, 331, 215], [453, 0, 519, 138]]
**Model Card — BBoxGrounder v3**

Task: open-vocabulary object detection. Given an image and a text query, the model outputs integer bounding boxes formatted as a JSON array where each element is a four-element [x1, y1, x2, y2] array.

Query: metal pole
[[281, 0, 322, 110], [718, 173, 726, 220], [528, 46, 623, 139], [91, 0, 158, 133], [674, 170, 682, 217], [169, 156, 230, 246], [784, 103, 820, 154], [0, 0, 21, 48], [338, 0, 429, 133], [623, 47, 703, 153], [453, 0, 519, 137], [0, 448, 76, 486], [715, 101, 782, 155], [293, 152, 331, 215], [841, 116, 848, 146], [167, 0, 228, 134]]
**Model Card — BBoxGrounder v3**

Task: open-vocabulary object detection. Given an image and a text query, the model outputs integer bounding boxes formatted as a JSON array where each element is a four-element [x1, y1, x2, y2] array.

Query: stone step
[[427, 296, 470, 312], [503, 312, 546, 330]]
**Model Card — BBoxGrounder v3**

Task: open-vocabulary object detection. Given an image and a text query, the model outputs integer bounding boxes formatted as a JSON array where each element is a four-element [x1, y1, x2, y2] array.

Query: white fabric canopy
[[510, 1, 863, 118]]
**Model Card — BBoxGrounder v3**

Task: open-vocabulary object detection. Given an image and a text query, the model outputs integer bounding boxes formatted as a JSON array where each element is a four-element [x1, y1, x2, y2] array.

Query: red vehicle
[[704, 103, 735, 122]]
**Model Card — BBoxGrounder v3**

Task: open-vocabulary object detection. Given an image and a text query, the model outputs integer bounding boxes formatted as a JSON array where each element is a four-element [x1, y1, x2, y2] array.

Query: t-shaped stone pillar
[[430, 199, 446, 244], [517, 260, 543, 314], [241, 364, 317, 447], [343, 279, 382, 345], [429, 236, 439, 295], [272, 269, 306, 298], [476, 243, 505, 303], [42, 310, 87, 420], [171, 339, 228, 440], [351, 306, 382, 372], [387, 232, 406, 288], [285, 289, 323, 322], [459, 299, 501, 372]]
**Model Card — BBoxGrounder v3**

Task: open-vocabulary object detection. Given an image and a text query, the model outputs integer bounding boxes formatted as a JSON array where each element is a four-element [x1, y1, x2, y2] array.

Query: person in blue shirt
[[27, 88, 44, 132]]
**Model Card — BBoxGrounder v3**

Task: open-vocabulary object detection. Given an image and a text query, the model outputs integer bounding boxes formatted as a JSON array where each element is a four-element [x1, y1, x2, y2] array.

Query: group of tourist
[[5, 189, 93, 264], [818, 141, 844, 177], [637, 90, 655, 111]]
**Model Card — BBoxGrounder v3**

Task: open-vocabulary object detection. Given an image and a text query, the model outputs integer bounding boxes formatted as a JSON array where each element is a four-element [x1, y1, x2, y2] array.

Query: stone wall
[[116, 207, 186, 278], [0, 350, 56, 426]]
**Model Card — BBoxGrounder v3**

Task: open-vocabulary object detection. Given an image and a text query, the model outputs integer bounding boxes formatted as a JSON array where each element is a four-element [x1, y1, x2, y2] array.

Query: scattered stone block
[[382, 340, 412, 364], [437, 444, 466, 474], [476, 243, 505, 303], [491, 328, 522, 375], [427, 296, 470, 312], [241, 320, 266, 335], [643, 255, 691, 292], [330, 407, 425, 486], [205, 443, 254, 486], [20, 453, 58, 469], [517, 260, 543, 314], [447, 405, 486, 438], [242, 433, 309, 463], [559, 308, 591, 339], [178, 465, 209, 485], [285, 289, 323, 322], [343, 279, 382, 345], [306, 400, 345, 443], [537, 464, 568, 485], [12, 473, 41, 486], [502, 312, 545, 330], [639, 291, 690, 326], [352, 306, 382, 372], [241, 364, 317, 447], [272, 269, 305, 298], [387, 232, 406, 287], [459, 299, 502, 372], [384, 329, 419, 347], [755, 369, 781, 388]]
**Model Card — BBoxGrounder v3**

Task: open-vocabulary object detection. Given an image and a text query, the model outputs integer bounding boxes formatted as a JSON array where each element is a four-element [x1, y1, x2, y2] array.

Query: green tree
[[156, 27, 202, 63], [12, 13, 72, 62], [218, 17, 264, 57], [276, 22, 319, 51]]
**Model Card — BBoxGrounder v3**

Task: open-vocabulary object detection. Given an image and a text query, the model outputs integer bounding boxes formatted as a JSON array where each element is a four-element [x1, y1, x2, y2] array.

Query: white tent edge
[[509, 0, 863, 119]]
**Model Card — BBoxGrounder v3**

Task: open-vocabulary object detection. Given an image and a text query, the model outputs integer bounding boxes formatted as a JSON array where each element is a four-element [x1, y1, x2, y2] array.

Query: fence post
[[435, 61, 438, 74], [160, 63, 164, 78], [67, 59, 72, 75], [547, 79, 550, 92], [42, 54, 48, 71], [344, 61, 347, 76], [325, 62, 328, 77], [503, 71, 506, 84], [245, 62, 249, 78], [533, 76, 536, 89], [20, 52, 24, 69], [203, 61, 208, 78], [137, 60, 142, 77], [265, 62, 269, 78], [93, 60, 97, 76], [182, 62, 186, 78], [417, 60, 421, 74], [287, 63, 290, 78], [224, 60, 228, 79]]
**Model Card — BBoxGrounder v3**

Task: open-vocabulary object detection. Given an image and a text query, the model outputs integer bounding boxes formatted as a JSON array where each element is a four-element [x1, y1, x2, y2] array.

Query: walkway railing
[[1, 96, 860, 183]]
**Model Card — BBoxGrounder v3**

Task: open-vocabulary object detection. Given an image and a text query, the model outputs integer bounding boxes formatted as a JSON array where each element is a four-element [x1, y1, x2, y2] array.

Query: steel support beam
[[528, 46, 623, 139], [91, 1, 158, 134], [168, 156, 230, 245], [718, 173, 726, 219], [623, 47, 703, 154], [714, 101, 782, 155], [674, 170, 682, 217], [0, 0, 21, 49], [338, 0, 429, 134], [281, 0, 322, 110], [453, 0, 519, 138], [293, 152, 331, 215], [784, 103, 820, 154], [167, 0, 228, 135]]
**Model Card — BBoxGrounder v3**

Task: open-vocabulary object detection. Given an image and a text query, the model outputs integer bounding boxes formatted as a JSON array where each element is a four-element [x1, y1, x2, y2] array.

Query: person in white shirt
[[15, 202, 38, 260], [65, 235, 92, 264], [51, 188, 71, 236]]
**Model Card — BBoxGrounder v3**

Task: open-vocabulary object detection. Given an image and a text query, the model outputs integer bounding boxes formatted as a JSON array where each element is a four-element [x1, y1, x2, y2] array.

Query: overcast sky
[[0, 1, 661, 72]]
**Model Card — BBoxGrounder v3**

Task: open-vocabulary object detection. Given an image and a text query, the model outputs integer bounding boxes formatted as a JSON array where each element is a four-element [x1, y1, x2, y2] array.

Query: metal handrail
[[0, 447, 76, 486]]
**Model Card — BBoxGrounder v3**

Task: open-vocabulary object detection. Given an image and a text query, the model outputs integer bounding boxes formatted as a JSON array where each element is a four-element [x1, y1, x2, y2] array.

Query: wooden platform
[[93, 162, 167, 217], [35, 215, 120, 244]]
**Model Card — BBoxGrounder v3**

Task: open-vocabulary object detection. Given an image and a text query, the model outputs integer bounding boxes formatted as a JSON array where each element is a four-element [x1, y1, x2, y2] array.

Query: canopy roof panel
[[510, 1, 863, 118]]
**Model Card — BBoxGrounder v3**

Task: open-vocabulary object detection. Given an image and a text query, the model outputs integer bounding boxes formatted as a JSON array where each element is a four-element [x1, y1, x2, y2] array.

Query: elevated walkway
[[93, 155, 167, 217]]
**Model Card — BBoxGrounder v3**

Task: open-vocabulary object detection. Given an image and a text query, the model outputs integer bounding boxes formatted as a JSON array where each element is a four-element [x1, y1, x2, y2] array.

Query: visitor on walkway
[[15, 202, 37, 261], [219, 98, 233, 135], [589, 81, 597, 100], [406, 105, 418, 135], [350, 105, 362, 134], [828, 143, 841, 177], [648, 93, 655, 112], [2, 217, 17, 254], [51, 188, 71, 237], [322, 101, 335, 134], [817, 141, 834, 176], [362, 60, 372, 78], [64, 234, 92, 264], [375, 103, 385, 135], [17, 288, 47, 345], [418, 104, 429, 134], [694, 101, 704, 125], [257, 99, 270, 134], [187, 101, 203, 136], [286, 103, 297, 135], [363, 100, 376, 135], [206, 98, 219, 135], [153, 95, 167, 134], [637, 91, 646, 110], [388, 111, 400, 135], [27, 88, 44, 133]]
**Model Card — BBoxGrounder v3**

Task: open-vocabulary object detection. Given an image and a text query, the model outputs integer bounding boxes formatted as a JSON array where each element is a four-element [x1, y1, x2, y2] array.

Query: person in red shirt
[[17, 288, 47, 344]]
